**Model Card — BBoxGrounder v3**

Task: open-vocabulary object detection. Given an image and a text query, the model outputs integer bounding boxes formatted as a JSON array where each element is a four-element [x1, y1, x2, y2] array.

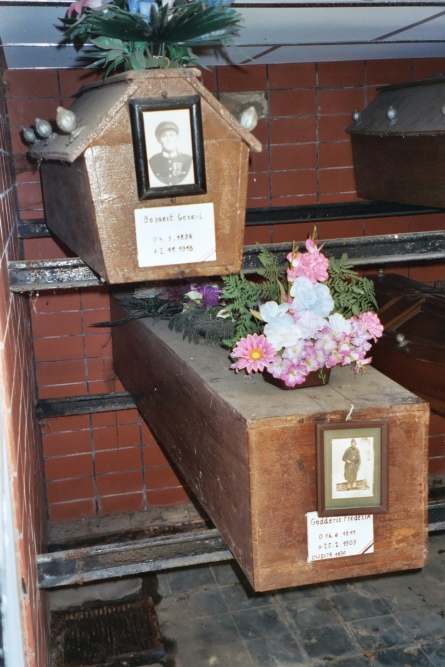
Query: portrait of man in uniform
[[148, 121, 193, 186], [342, 438, 361, 490]]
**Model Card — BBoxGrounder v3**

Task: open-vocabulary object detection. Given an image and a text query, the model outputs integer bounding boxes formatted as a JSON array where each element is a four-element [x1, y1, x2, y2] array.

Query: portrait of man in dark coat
[[342, 438, 361, 490], [149, 121, 193, 186]]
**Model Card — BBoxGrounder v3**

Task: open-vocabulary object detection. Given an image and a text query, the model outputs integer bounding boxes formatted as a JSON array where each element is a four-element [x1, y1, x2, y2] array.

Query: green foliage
[[60, 0, 243, 72], [168, 308, 236, 346], [255, 242, 287, 302], [326, 254, 378, 318], [92, 295, 183, 326]]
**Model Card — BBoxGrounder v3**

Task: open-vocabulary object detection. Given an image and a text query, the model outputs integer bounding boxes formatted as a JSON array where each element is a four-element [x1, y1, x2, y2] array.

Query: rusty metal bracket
[[37, 528, 232, 588], [9, 257, 101, 291]]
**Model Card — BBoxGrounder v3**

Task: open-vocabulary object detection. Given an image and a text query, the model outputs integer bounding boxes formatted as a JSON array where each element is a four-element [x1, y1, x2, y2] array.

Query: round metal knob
[[396, 333, 405, 343], [352, 110, 361, 123], [386, 106, 397, 121], [378, 268, 385, 277]]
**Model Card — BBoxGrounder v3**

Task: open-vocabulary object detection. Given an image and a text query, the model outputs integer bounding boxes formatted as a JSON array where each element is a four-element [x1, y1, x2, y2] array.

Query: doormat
[[51, 596, 166, 667]]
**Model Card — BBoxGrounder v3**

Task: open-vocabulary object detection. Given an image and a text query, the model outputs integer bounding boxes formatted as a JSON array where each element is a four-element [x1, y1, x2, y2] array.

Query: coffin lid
[[346, 75, 445, 137], [28, 69, 261, 163]]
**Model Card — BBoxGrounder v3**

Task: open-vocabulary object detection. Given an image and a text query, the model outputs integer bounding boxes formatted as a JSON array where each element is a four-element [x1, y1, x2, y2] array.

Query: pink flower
[[230, 334, 277, 374], [280, 361, 309, 387], [357, 312, 384, 342], [68, 0, 109, 17], [286, 239, 329, 284], [354, 357, 372, 374]]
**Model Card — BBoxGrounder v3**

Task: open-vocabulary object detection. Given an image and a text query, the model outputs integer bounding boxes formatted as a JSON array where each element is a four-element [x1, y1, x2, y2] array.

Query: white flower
[[293, 310, 327, 339], [290, 277, 334, 318], [259, 301, 289, 322], [327, 313, 351, 336], [264, 318, 303, 350], [282, 339, 305, 361]]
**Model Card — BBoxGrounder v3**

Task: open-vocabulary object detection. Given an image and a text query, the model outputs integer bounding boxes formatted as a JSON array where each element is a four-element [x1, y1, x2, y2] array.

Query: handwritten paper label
[[306, 511, 374, 563], [135, 202, 216, 268]]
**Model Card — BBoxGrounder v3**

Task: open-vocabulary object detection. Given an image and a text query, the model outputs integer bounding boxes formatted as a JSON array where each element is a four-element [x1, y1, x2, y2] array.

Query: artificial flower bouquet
[[103, 234, 383, 389], [229, 239, 383, 388]]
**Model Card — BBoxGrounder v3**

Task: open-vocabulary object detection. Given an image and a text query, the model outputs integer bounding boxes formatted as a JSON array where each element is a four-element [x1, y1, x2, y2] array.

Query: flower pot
[[263, 367, 331, 390]]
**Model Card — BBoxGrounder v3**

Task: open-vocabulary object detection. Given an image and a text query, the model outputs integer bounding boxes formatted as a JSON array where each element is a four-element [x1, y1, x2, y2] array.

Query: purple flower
[[196, 285, 222, 309]]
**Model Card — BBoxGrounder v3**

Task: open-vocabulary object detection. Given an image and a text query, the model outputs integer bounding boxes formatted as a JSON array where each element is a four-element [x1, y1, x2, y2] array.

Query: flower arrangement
[[99, 235, 383, 389], [229, 239, 383, 387], [60, 0, 244, 73]]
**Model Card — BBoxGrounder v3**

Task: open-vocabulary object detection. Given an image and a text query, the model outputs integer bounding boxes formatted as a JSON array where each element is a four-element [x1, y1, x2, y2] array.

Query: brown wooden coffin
[[29, 70, 261, 284], [347, 76, 445, 208], [371, 273, 445, 418], [111, 293, 429, 592]]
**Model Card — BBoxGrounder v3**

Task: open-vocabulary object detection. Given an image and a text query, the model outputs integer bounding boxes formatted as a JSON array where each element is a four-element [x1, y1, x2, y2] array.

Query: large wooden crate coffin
[[347, 76, 445, 207], [29, 69, 260, 284], [112, 295, 429, 592]]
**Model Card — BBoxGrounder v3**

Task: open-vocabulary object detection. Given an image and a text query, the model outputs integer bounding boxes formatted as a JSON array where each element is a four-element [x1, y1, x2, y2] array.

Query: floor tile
[[159, 586, 228, 619], [211, 562, 247, 586], [330, 590, 389, 621], [421, 639, 445, 667], [371, 645, 434, 667], [395, 608, 445, 642], [280, 595, 340, 630], [349, 614, 413, 651], [368, 579, 429, 612], [167, 565, 216, 593], [315, 657, 371, 667], [221, 582, 274, 611], [159, 612, 254, 667], [299, 623, 358, 659], [274, 584, 323, 604], [231, 605, 289, 640], [246, 632, 307, 667]]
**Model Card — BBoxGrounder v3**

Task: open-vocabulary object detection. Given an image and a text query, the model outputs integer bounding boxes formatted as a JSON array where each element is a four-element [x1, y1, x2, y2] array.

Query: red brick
[[32, 311, 82, 338], [99, 493, 144, 516], [410, 213, 445, 232], [244, 225, 271, 246], [36, 359, 86, 387], [47, 477, 95, 504], [143, 445, 170, 468], [23, 237, 74, 260], [93, 426, 118, 451], [45, 454, 93, 481], [319, 219, 364, 240], [318, 61, 364, 88], [95, 447, 142, 475], [5, 69, 60, 98], [413, 58, 445, 81], [117, 424, 140, 448], [318, 115, 352, 142], [268, 63, 316, 89], [246, 198, 270, 210], [269, 90, 316, 117], [6, 97, 59, 127], [318, 141, 353, 169], [92, 412, 116, 428], [319, 192, 362, 204], [88, 379, 120, 394], [270, 117, 316, 145], [272, 222, 317, 244], [146, 487, 190, 506], [43, 430, 92, 457], [271, 170, 317, 198], [249, 148, 268, 173], [365, 87, 380, 105], [144, 465, 184, 490], [40, 414, 90, 434], [16, 182, 43, 211], [318, 88, 365, 115], [200, 67, 217, 93], [84, 333, 112, 358], [430, 413, 445, 436], [271, 195, 317, 208], [87, 357, 115, 382], [410, 263, 445, 283], [116, 410, 140, 425], [318, 167, 357, 194], [429, 436, 445, 458], [429, 456, 445, 476], [218, 65, 267, 92], [58, 68, 103, 98], [270, 144, 316, 171], [96, 470, 143, 496], [33, 336, 84, 363], [80, 287, 110, 310], [250, 119, 268, 145], [83, 309, 111, 331], [247, 173, 269, 199], [365, 217, 410, 237], [366, 59, 412, 86], [39, 383, 88, 399], [33, 290, 81, 314], [49, 499, 96, 522]]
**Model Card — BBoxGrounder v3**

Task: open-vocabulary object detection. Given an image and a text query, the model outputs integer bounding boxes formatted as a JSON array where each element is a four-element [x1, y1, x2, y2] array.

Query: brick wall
[[5, 58, 445, 523], [0, 69, 49, 666]]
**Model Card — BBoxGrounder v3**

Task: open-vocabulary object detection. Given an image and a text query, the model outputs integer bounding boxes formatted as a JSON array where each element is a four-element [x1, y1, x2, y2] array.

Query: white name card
[[135, 202, 216, 268], [306, 511, 374, 563]]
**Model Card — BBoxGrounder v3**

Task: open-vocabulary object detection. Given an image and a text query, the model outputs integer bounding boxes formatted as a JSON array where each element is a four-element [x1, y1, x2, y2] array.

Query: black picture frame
[[129, 95, 206, 200], [316, 420, 389, 517]]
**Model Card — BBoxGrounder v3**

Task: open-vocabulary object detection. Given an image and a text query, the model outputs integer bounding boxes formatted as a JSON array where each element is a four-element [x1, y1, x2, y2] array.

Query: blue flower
[[128, 0, 156, 17], [290, 276, 334, 318]]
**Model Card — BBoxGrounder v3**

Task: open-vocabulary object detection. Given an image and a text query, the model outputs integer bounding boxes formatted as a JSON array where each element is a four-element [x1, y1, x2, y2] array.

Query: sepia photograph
[[129, 95, 206, 200], [316, 421, 388, 516]]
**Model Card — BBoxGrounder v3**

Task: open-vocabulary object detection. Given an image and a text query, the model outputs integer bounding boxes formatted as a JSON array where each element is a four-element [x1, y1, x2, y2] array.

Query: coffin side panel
[[249, 404, 429, 591], [111, 298, 254, 582], [41, 158, 106, 278], [351, 134, 445, 208]]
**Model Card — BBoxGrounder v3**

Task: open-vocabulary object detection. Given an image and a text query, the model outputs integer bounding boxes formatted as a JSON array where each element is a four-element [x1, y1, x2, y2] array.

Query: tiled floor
[[156, 532, 445, 667]]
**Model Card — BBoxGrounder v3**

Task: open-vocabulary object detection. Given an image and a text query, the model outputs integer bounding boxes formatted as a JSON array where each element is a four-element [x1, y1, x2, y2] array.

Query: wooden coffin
[[29, 70, 261, 284], [371, 273, 445, 418], [111, 293, 429, 592], [347, 76, 445, 207]]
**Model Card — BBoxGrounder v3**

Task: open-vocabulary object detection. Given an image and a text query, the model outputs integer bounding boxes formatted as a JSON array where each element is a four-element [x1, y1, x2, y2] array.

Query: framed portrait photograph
[[129, 95, 206, 200], [316, 420, 389, 516]]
